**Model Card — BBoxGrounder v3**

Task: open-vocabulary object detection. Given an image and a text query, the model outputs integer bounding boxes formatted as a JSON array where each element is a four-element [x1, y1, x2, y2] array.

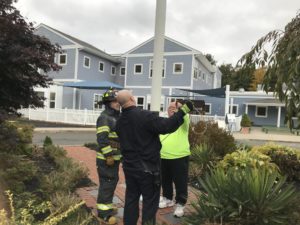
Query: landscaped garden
[[186, 121, 300, 224], [0, 119, 98, 225]]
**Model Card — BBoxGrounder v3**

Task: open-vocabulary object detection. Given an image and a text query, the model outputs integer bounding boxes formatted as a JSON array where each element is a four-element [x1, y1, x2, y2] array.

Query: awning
[[63, 81, 123, 90], [178, 87, 226, 98], [244, 98, 285, 107]]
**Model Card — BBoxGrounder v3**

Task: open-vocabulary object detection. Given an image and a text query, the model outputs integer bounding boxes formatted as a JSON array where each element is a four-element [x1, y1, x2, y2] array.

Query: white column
[[150, 0, 167, 112], [72, 88, 77, 109], [79, 91, 82, 110], [230, 97, 234, 114], [245, 104, 248, 114], [277, 106, 281, 128], [224, 85, 230, 116]]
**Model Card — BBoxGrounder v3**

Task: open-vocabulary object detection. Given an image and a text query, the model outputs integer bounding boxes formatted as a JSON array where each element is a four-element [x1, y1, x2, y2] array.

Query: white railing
[[20, 108, 241, 130], [189, 114, 225, 124], [19, 108, 102, 126]]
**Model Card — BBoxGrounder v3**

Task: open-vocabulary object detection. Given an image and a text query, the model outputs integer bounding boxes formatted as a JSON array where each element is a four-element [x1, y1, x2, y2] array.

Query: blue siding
[[131, 39, 192, 54], [126, 55, 192, 87], [77, 50, 118, 82], [62, 87, 74, 109], [114, 58, 126, 86], [193, 59, 214, 90], [200, 96, 287, 127], [48, 49, 76, 80], [35, 26, 74, 46]]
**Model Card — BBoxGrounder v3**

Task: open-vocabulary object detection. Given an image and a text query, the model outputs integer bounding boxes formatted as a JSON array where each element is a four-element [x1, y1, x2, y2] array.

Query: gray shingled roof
[[40, 24, 121, 63]]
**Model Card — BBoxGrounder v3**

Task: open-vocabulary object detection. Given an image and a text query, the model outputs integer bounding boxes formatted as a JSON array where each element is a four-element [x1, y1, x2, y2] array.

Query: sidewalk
[[232, 127, 300, 143], [65, 146, 198, 225]]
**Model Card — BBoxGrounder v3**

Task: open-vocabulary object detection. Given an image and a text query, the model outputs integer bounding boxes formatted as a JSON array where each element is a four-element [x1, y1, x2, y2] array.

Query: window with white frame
[[83, 56, 90, 68], [147, 103, 164, 112], [111, 66, 116, 75], [135, 97, 145, 109], [49, 92, 56, 109], [193, 68, 198, 79], [58, 54, 67, 65], [173, 63, 183, 74], [134, 64, 143, 75], [202, 72, 205, 80], [204, 103, 211, 114], [36, 91, 45, 107], [168, 97, 184, 105], [120, 67, 125, 76], [256, 106, 267, 117], [94, 94, 103, 110], [229, 104, 238, 115], [99, 61, 104, 72], [149, 59, 166, 78]]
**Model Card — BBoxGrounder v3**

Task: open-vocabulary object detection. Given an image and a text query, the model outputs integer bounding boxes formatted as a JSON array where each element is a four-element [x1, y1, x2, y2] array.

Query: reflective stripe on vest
[[108, 132, 118, 138], [97, 152, 121, 160], [101, 145, 112, 154], [97, 203, 114, 211], [97, 126, 110, 134]]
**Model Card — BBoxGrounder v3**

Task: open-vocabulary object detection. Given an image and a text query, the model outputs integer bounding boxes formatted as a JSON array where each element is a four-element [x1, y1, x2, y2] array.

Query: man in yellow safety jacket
[[96, 88, 121, 224]]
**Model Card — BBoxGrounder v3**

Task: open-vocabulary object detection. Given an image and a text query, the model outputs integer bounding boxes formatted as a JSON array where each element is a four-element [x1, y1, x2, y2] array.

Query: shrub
[[43, 136, 53, 148], [241, 113, 251, 127], [0, 153, 39, 193], [252, 143, 300, 181], [41, 157, 89, 194], [189, 121, 236, 157], [2, 190, 94, 225], [219, 149, 278, 172], [189, 144, 219, 189], [44, 145, 67, 162], [0, 122, 33, 155], [84, 142, 98, 151], [186, 167, 300, 225]]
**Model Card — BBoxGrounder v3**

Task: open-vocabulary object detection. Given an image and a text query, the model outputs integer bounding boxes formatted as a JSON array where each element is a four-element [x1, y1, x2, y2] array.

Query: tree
[[231, 65, 255, 91], [0, 0, 61, 115], [239, 11, 300, 126], [249, 67, 266, 91], [219, 63, 235, 87], [219, 63, 254, 90], [205, 53, 217, 66]]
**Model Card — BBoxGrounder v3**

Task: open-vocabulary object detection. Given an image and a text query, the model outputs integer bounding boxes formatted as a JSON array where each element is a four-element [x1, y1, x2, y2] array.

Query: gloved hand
[[180, 100, 194, 114], [106, 155, 115, 166]]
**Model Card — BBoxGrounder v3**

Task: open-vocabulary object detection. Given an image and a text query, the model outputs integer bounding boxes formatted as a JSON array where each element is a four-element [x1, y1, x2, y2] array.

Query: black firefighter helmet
[[101, 88, 117, 105]]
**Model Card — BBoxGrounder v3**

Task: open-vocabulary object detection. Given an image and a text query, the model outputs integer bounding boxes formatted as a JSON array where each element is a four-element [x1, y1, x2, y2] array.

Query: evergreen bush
[[186, 167, 300, 225], [241, 113, 252, 127]]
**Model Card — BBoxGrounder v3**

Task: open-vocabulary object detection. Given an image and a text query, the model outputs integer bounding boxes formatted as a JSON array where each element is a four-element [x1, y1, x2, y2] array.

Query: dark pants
[[97, 159, 120, 218], [123, 169, 160, 225], [161, 156, 189, 205]]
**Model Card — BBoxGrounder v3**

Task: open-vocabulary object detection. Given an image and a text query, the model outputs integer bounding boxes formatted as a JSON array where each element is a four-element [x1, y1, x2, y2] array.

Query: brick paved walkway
[[65, 146, 198, 225]]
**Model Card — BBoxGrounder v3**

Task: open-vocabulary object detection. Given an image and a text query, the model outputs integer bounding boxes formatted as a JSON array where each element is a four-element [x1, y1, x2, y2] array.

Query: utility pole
[[150, 0, 167, 112]]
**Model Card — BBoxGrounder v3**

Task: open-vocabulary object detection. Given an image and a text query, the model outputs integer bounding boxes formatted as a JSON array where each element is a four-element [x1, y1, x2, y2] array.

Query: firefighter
[[115, 90, 194, 225], [96, 88, 121, 224]]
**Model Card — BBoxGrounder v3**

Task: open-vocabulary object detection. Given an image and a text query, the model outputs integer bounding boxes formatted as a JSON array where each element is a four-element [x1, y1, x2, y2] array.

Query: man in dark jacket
[[96, 89, 121, 224], [115, 90, 193, 225]]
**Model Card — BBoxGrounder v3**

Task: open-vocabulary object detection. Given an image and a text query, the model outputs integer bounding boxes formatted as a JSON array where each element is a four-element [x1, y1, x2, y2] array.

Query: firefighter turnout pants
[[96, 159, 120, 218]]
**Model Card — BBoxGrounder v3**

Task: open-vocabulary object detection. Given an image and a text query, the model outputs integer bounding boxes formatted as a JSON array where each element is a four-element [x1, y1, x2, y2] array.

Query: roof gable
[[35, 24, 120, 63], [126, 36, 198, 55]]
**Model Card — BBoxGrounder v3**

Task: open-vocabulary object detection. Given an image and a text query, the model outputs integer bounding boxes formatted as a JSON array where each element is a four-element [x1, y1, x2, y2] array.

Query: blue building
[[34, 24, 221, 112], [34, 24, 286, 127]]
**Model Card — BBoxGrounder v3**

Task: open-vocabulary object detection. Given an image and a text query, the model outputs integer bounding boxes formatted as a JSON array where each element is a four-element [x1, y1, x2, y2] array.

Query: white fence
[[19, 108, 101, 126], [19, 108, 242, 131]]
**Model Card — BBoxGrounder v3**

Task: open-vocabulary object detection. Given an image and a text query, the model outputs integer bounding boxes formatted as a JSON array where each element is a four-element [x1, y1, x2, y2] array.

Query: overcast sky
[[15, 0, 299, 65]]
